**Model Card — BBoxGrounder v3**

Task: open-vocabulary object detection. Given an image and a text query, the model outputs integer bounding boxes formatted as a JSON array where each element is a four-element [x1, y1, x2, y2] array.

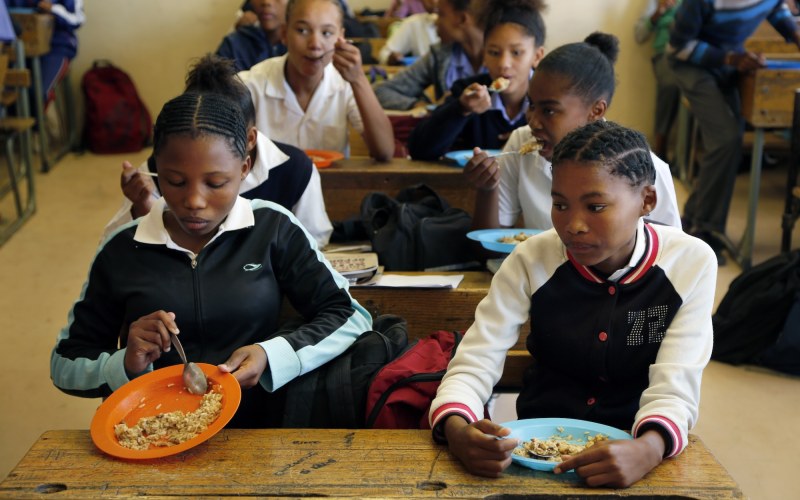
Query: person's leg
[[652, 54, 681, 161], [38, 52, 70, 110], [671, 62, 742, 235]]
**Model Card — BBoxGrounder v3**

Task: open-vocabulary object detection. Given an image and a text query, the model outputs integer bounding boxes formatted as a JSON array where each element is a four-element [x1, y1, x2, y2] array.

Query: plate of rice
[[90, 363, 241, 459], [502, 418, 632, 472]]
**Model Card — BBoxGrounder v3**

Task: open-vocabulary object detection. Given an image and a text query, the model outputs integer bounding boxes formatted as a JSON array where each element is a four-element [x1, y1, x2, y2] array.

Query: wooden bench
[[281, 271, 533, 391], [318, 157, 475, 220]]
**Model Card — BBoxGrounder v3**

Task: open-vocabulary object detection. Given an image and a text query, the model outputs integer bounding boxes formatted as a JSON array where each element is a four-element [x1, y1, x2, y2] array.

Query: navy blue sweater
[[408, 74, 528, 161]]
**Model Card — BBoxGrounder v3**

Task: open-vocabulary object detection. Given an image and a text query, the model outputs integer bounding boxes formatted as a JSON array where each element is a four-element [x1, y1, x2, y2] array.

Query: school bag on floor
[[365, 330, 464, 429], [281, 315, 408, 428], [712, 249, 800, 373], [82, 60, 152, 154]]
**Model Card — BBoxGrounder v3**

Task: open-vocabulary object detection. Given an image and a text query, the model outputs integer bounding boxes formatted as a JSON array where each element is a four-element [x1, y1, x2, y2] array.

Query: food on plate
[[499, 232, 534, 244], [518, 138, 542, 155], [114, 388, 223, 450], [514, 432, 609, 462], [308, 154, 326, 164], [489, 76, 510, 92]]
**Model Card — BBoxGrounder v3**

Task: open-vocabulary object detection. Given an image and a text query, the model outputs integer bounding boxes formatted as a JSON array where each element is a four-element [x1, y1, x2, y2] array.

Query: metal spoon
[[169, 332, 208, 395]]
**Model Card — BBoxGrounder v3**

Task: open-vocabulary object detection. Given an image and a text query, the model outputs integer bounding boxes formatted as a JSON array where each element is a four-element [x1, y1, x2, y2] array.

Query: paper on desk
[[358, 274, 464, 288]]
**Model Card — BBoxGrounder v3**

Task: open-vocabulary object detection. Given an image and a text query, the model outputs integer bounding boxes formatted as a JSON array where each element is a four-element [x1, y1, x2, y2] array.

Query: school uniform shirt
[[238, 54, 363, 156], [52, 196, 372, 402], [430, 220, 717, 458], [408, 73, 529, 161], [498, 126, 682, 229], [377, 12, 440, 64], [102, 132, 333, 248]]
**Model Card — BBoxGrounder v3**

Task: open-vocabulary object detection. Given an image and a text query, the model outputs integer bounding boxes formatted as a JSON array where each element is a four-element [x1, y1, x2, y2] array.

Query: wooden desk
[[319, 157, 475, 220], [729, 66, 800, 268], [0, 429, 743, 498]]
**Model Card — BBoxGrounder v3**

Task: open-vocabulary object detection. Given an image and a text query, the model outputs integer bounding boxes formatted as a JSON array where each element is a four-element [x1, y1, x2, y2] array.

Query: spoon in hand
[[169, 332, 208, 395]]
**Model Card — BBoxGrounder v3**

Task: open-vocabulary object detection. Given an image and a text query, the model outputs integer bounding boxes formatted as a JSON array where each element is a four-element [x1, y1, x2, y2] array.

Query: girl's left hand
[[553, 432, 664, 488], [218, 345, 268, 388], [332, 37, 364, 83]]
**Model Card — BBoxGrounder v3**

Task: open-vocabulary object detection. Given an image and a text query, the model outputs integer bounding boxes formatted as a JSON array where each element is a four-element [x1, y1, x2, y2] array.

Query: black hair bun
[[584, 31, 619, 65]]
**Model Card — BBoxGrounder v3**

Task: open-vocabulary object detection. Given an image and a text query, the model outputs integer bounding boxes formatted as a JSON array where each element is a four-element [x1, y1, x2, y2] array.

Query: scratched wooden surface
[[318, 157, 475, 220], [0, 430, 743, 499]]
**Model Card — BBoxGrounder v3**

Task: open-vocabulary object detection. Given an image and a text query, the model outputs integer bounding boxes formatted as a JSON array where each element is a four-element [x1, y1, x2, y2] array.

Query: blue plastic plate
[[765, 59, 800, 70], [402, 56, 419, 66], [466, 228, 542, 253], [501, 418, 632, 472], [444, 149, 502, 167]]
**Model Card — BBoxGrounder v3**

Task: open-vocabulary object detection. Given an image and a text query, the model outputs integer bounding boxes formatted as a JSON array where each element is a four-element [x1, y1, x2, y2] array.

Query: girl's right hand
[[463, 147, 501, 191], [444, 416, 518, 478], [120, 161, 156, 218], [124, 311, 179, 375], [459, 83, 491, 116]]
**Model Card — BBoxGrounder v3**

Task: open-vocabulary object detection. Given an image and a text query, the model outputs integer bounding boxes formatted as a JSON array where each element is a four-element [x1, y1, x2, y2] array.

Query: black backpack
[[282, 315, 409, 428], [712, 250, 800, 370], [360, 184, 474, 271]]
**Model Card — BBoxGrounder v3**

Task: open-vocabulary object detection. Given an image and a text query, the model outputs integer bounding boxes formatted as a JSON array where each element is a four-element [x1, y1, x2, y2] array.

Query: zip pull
[[191, 256, 198, 269]]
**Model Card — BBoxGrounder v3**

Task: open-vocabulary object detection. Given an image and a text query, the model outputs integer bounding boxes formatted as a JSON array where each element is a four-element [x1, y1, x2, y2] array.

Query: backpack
[[360, 184, 474, 271], [281, 314, 409, 428], [365, 330, 464, 429], [82, 60, 152, 154], [712, 250, 800, 370]]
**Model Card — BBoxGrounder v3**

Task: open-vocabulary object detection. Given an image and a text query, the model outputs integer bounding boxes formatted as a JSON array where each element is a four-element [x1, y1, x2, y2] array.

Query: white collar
[[242, 130, 290, 191], [134, 197, 255, 252]]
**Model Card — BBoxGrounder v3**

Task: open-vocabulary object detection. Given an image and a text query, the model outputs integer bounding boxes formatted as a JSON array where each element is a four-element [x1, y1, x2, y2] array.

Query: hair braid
[[185, 54, 256, 126], [153, 93, 248, 161], [551, 120, 656, 187]]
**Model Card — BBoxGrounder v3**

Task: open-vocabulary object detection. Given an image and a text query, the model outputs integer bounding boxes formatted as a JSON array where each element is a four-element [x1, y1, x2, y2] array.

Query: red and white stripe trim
[[634, 415, 683, 457]]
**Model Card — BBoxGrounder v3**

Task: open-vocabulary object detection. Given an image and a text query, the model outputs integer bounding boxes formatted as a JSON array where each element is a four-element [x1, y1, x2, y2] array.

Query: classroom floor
[[1, 149, 798, 499]]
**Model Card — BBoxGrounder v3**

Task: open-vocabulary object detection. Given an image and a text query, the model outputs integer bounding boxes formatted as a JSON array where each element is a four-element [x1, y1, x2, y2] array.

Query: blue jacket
[[669, 0, 797, 68], [5, 0, 84, 58], [216, 25, 286, 72]]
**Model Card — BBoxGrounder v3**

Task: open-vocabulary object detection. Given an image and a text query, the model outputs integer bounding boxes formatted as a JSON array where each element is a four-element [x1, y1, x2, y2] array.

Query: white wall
[[69, 0, 657, 141]]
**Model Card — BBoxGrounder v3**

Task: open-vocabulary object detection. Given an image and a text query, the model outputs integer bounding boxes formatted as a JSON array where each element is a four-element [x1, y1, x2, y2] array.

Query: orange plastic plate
[[90, 363, 241, 459], [305, 149, 345, 168]]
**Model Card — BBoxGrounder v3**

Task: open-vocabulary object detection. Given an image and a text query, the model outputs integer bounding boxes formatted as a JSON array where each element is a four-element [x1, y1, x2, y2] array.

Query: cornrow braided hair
[[153, 93, 248, 161], [184, 54, 256, 126], [551, 120, 656, 188]]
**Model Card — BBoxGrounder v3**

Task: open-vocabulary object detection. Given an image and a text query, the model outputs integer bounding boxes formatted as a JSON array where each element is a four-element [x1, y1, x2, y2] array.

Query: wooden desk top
[[318, 157, 475, 219], [0, 429, 743, 499], [740, 66, 800, 128]]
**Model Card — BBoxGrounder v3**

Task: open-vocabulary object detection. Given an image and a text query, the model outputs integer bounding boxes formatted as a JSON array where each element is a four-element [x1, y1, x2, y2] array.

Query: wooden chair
[[0, 39, 36, 246]]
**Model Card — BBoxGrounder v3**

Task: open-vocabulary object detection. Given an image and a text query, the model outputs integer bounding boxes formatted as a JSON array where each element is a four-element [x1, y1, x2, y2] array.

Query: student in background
[[239, 0, 394, 160], [5, 0, 84, 108], [104, 55, 333, 248], [374, 0, 485, 111], [430, 120, 716, 486], [218, 0, 287, 72], [464, 33, 681, 233], [407, 0, 546, 160], [385, 0, 429, 18], [52, 92, 372, 428], [378, 0, 439, 65], [634, 0, 681, 160], [667, 0, 800, 263]]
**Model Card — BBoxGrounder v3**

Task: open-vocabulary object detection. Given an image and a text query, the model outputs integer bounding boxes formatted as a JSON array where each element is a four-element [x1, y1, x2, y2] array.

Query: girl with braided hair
[[430, 120, 716, 486], [464, 32, 681, 236], [51, 92, 372, 428], [104, 54, 333, 248], [407, 0, 546, 160]]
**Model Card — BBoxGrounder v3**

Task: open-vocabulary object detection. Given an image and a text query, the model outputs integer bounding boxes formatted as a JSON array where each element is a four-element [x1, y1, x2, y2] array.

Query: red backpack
[[365, 330, 464, 429], [82, 60, 152, 154]]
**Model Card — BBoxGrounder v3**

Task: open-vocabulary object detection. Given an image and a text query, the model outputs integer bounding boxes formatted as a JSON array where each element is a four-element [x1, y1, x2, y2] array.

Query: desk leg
[[30, 55, 50, 173], [721, 127, 764, 270]]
